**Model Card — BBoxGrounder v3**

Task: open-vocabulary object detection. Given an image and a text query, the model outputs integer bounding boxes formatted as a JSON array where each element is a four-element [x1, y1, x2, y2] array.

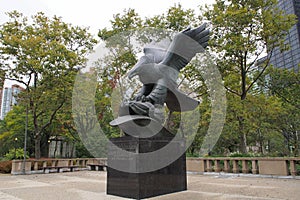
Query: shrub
[[186, 152, 200, 157], [4, 148, 29, 160], [229, 152, 261, 157], [0, 160, 12, 173]]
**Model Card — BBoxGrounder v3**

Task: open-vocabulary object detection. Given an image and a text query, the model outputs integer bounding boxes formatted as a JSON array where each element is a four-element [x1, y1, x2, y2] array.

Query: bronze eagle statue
[[126, 23, 209, 118]]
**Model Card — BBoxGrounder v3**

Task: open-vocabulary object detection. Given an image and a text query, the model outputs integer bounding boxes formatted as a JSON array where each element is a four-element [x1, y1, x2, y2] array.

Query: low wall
[[187, 157, 300, 176], [11, 158, 107, 175], [11, 157, 299, 177], [11, 160, 32, 175]]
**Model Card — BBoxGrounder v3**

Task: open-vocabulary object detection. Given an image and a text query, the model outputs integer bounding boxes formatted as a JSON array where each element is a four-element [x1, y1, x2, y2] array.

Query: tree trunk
[[240, 133, 247, 154], [258, 129, 264, 155], [54, 140, 58, 158], [70, 143, 75, 158], [238, 116, 247, 154], [34, 135, 41, 159]]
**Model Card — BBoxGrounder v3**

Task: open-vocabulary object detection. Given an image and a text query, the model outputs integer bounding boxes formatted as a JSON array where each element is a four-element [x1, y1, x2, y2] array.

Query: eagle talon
[[142, 96, 155, 104], [135, 95, 144, 101]]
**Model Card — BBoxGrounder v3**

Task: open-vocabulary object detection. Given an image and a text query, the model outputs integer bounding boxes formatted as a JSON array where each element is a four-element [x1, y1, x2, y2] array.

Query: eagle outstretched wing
[[159, 23, 209, 72]]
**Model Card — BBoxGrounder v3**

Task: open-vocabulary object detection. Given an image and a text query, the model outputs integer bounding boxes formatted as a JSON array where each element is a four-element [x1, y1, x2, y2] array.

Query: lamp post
[[22, 104, 28, 174], [14, 137, 18, 159], [48, 139, 51, 158]]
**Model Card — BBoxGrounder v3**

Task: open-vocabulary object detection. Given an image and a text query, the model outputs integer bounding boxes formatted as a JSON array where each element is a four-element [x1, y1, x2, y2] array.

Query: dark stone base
[[107, 132, 186, 199]]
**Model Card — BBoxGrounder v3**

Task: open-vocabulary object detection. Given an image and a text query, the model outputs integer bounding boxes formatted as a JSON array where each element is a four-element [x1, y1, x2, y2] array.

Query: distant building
[[268, 0, 300, 71], [1, 87, 12, 120], [0, 84, 24, 120], [11, 84, 24, 106]]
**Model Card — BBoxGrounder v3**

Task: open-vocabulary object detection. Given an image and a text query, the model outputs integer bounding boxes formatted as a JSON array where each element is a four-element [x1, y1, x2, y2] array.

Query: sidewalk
[[0, 171, 299, 200]]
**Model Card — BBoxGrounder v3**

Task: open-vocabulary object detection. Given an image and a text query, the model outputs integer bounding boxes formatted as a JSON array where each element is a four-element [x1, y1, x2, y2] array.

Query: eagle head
[[128, 55, 154, 80], [127, 41, 168, 80]]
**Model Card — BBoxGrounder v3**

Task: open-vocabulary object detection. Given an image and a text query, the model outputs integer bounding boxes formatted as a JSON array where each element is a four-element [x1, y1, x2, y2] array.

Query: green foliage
[[266, 67, 300, 109], [212, 92, 288, 156], [4, 148, 29, 160], [186, 152, 200, 158], [204, 0, 296, 100], [202, 0, 296, 153], [0, 11, 97, 158], [99, 9, 142, 40], [75, 142, 93, 158], [95, 2, 300, 158], [0, 106, 34, 157], [262, 67, 300, 156], [0, 3, 298, 159], [144, 4, 198, 31], [228, 152, 261, 158]]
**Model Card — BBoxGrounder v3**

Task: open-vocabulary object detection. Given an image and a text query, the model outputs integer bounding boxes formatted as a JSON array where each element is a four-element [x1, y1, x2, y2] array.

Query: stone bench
[[43, 165, 79, 173], [43, 160, 79, 173], [87, 163, 107, 171]]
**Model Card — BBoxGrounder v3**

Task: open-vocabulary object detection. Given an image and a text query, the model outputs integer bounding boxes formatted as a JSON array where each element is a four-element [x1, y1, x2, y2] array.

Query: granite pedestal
[[107, 132, 187, 199]]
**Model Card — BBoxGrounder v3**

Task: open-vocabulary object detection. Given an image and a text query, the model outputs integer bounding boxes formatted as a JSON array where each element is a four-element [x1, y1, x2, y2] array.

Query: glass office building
[[0, 85, 24, 120], [1, 87, 12, 119], [269, 0, 300, 71]]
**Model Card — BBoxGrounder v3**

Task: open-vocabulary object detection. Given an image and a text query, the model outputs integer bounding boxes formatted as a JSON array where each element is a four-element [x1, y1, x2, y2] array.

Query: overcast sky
[[0, 0, 215, 36]]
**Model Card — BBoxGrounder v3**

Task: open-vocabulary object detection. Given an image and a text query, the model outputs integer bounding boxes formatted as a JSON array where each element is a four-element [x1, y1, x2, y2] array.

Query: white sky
[[0, 0, 215, 87], [0, 0, 215, 36]]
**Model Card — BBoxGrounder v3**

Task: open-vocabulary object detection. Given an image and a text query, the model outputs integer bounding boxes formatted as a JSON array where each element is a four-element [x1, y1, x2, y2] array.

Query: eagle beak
[[127, 55, 149, 80], [127, 70, 136, 80]]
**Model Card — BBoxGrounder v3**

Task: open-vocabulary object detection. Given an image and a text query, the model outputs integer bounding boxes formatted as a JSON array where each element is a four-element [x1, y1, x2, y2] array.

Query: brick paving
[[0, 171, 299, 200]]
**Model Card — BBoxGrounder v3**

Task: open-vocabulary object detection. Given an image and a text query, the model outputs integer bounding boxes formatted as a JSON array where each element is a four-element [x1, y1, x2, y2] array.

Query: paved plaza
[[0, 171, 299, 200]]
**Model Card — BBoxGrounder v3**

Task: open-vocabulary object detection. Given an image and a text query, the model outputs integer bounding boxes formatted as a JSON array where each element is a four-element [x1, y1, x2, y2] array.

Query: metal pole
[[14, 137, 18, 159], [22, 104, 28, 174]]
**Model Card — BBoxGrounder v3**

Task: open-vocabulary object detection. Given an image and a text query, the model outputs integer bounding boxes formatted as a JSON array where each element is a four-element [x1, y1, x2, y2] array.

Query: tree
[[0, 105, 34, 157], [208, 92, 285, 156], [144, 4, 198, 31], [262, 67, 300, 156], [0, 11, 97, 158], [204, 0, 296, 153], [205, 0, 296, 100]]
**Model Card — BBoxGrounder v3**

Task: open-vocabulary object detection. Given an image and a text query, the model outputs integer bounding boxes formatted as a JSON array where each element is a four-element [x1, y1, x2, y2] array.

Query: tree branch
[[5, 77, 28, 87], [224, 85, 241, 97], [246, 46, 265, 73], [38, 99, 66, 135], [246, 48, 274, 94]]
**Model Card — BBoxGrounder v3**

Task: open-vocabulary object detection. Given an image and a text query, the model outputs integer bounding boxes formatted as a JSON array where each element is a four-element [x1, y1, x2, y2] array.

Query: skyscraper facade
[[269, 0, 300, 71], [0, 84, 24, 120], [1, 87, 12, 119]]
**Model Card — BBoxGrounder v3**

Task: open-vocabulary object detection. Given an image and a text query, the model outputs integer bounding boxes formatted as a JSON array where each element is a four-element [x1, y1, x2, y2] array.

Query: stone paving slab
[[0, 171, 299, 200]]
